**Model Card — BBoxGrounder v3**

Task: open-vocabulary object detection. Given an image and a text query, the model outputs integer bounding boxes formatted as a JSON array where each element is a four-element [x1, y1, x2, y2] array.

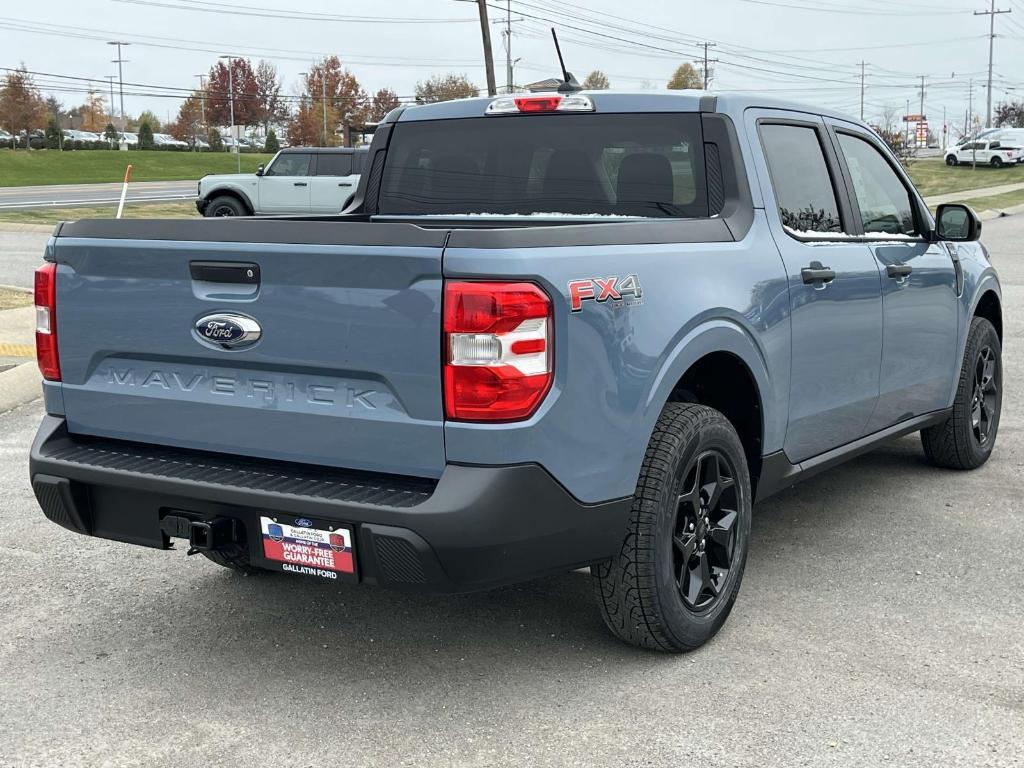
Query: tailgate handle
[[190, 261, 260, 285]]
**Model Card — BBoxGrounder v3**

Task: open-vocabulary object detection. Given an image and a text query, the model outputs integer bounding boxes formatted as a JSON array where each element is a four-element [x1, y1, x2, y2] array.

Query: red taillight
[[443, 281, 553, 421], [34, 263, 60, 381], [514, 95, 562, 113]]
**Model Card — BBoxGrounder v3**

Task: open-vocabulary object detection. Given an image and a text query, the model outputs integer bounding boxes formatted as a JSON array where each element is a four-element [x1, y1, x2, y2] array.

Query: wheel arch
[[649, 321, 771, 498], [204, 186, 254, 214], [973, 287, 1002, 341]]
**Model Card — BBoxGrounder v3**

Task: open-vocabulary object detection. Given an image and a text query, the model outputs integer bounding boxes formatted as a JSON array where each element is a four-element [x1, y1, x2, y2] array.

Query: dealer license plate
[[259, 515, 355, 581]]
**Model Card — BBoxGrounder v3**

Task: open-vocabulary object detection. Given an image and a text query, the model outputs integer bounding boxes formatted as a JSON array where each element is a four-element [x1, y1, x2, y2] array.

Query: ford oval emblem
[[295, 518, 313, 528], [194, 313, 261, 350]]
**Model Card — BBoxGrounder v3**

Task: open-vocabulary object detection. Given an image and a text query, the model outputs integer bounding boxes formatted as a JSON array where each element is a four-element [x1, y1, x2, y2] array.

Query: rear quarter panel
[[443, 211, 790, 504]]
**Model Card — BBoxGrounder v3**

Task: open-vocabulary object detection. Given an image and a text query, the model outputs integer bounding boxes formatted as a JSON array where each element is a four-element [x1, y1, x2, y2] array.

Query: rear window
[[315, 153, 352, 176], [378, 114, 708, 218]]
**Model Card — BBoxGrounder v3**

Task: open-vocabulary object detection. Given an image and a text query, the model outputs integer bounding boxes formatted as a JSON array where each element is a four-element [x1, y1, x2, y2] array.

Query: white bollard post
[[116, 164, 133, 219]]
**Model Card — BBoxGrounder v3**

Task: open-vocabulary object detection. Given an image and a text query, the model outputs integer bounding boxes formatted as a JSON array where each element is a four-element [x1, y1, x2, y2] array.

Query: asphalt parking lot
[[1, 218, 1021, 767]]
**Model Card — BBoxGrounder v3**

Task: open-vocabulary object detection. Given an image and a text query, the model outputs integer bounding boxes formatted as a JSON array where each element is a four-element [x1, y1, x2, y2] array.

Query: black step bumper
[[29, 416, 631, 593]]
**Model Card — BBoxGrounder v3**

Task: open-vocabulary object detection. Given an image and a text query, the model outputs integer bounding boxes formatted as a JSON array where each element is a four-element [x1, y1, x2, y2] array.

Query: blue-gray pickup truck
[[29, 90, 1003, 652]]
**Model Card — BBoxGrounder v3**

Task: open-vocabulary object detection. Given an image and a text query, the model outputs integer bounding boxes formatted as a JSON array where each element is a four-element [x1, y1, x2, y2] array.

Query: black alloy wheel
[[971, 345, 999, 447], [672, 449, 739, 612]]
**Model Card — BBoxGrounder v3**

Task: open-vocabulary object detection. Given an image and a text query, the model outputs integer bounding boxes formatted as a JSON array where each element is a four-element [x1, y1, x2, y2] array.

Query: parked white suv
[[945, 139, 1023, 167], [196, 147, 368, 216]]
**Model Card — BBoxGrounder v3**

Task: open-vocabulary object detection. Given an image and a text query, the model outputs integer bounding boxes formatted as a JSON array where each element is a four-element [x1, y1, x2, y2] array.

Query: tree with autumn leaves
[[169, 93, 205, 147], [288, 56, 368, 147], [0, 66, 47, 149]]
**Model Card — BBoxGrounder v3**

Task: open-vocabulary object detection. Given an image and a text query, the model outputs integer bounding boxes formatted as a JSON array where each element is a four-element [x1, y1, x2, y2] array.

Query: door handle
[[337, 182, 353, 187], [886, 263, 913, 280], [801, 261, 836, 286], [293, 182, 308, 187]]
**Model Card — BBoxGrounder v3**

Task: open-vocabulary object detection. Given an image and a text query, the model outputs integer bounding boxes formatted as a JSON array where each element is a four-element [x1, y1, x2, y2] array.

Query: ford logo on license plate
[[194, 313, 261, 350]]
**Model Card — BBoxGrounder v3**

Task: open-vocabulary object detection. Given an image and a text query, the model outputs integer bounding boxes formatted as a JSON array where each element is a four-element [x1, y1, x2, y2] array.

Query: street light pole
[[107, 41, 130, 133], [322, 73, 328, 146]]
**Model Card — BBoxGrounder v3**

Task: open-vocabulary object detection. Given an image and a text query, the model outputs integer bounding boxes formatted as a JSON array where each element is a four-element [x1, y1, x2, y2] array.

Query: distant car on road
[[945, 139, 1023, 167], [196, 146, 368, 216]]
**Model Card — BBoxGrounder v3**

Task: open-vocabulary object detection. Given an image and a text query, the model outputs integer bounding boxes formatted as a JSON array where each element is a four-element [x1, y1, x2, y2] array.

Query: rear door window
[[758, 123, 843, 236], [378, 113, 708, 217], [315, 153, 353, 176]]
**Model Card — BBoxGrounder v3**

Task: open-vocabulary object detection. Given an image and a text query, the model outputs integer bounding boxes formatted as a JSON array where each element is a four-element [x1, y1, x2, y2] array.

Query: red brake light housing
[[485, 93, 595, 115], [443, 281, 553, 421], [515, 95, 563, 113], [34, 262, 60, 381]]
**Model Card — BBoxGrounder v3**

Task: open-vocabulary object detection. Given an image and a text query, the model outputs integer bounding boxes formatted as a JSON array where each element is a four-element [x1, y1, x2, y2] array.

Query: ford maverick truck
[[30, 91, 1002, 651]]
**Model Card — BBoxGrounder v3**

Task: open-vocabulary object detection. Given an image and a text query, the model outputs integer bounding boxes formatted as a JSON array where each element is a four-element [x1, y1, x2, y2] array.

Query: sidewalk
[[924, 181, 1024, 207], [0, 295, 41, 413]]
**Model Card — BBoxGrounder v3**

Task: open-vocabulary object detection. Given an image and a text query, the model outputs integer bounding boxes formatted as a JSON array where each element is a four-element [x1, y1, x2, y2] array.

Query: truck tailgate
[[51, 220, 447, 478]]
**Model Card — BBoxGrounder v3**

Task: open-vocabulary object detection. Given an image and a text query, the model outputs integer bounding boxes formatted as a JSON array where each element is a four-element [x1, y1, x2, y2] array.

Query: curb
[[0, 361, 41, 414]]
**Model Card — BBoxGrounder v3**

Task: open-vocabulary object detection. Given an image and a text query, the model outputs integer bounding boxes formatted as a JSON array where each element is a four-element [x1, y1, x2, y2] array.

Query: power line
[[110, 0, 478, 24]]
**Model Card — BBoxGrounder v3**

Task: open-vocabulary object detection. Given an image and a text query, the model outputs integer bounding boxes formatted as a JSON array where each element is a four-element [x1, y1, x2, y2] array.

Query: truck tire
[[946, 155, 958, 166], [203, 195, 247, 217], [921, 317, 1002, 470], [991, 156, 1004, 167], [201, 544, 263, 575], [593, 402, 752, 652]]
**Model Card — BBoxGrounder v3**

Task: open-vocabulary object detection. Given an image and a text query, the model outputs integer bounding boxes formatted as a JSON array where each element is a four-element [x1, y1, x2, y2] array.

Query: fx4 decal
[[567, 274, 643, 312]]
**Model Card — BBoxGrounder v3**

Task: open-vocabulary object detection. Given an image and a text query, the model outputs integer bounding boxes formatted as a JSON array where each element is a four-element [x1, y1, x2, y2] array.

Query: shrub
[[138, 121, 154, 149], [264, 128, 280, 154], [208, 128, 223, 152]]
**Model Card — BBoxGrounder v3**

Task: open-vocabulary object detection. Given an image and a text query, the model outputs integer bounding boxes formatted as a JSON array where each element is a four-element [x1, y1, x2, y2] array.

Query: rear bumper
[[29, 416, 630, 593], [195, 198, 209, 215]]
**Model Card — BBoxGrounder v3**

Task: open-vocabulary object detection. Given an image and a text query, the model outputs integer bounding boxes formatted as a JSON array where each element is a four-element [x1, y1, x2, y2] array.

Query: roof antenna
[[550, 28, 581, 92]]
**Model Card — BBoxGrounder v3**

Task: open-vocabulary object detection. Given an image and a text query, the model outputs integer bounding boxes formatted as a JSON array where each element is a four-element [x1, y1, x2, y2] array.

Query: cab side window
[[759, 123, 843, 236], [265, 153, 311, 177], [835, 133, 917, 237]]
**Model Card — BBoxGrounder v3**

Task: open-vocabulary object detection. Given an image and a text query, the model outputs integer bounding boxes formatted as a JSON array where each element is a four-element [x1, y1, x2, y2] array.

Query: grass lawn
[[0, 286, 32, 310], [954, 188, 1024, 213], [0, 201, 198, 226], [906, 158, 1024, 198], [0, 150, 273, 187]]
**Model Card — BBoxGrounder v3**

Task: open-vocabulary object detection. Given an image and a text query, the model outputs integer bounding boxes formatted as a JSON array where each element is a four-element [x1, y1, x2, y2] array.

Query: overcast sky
[[3, 0, 1023, 136]]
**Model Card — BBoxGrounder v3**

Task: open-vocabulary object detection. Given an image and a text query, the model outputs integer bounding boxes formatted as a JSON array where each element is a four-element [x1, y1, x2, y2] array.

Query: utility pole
[[107, 41, 130, 132], [859, 61, 867, 120], [195, 74, 207, 130], [476, 0, 497, 96], [505, 0, 513, 93], [968, 77, 974, 135], [700, 42, 718, 89], [322, 73, 328, 146], [905, 98, 911, 151], [919, 75, 926, 123], [219, 55, 240, 171], [975, 1, 1010, 128]]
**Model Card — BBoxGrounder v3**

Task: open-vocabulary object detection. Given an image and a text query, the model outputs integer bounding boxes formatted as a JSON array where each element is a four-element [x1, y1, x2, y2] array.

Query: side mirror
[[935, 203, 981, 242], [255, 165, 265, 177]]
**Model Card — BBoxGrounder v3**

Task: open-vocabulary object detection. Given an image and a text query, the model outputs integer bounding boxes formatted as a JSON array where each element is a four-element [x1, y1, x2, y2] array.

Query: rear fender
[[643, 318, 779, 456]]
